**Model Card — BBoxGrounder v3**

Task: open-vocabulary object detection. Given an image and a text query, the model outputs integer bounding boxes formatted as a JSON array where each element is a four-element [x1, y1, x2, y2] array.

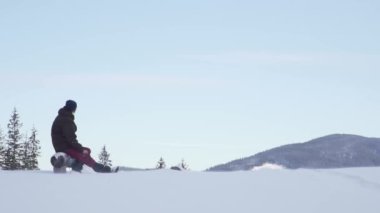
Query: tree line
[[0, 108, 41, 170]]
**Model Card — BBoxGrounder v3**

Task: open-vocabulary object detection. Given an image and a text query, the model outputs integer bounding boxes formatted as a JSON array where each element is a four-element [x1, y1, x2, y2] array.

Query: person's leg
[[66, 147, 112, 173], [65, 147, 97, 168]]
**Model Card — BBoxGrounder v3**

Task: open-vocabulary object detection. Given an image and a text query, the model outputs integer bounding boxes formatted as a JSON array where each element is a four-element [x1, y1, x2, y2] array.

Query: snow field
[[1, 168, 380, 213]]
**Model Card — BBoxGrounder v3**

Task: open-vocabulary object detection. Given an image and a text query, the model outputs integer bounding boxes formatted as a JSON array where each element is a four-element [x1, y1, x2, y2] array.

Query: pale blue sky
[[0, 0, 379, 170]]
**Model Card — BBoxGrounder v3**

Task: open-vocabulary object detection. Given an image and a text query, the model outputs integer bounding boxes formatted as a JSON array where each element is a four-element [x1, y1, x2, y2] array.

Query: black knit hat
[[65, 100, 77, 112]]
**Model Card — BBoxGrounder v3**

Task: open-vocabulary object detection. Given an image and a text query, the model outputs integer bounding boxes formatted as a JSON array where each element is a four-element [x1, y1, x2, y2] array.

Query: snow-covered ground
[[1, 167, 380, 213]]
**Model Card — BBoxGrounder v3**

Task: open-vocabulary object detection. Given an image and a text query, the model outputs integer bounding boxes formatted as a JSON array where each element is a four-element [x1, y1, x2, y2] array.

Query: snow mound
[[252, 163, 284, 171]]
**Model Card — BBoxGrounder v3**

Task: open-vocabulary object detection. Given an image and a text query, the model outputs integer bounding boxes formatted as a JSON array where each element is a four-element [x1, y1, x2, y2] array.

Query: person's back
[[51, 105, 82, 153]]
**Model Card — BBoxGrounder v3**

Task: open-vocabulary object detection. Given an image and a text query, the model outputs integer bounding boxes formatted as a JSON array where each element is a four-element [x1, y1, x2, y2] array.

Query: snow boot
[[50, 155, 65, 168], [71, 160, 83, 172], [93, 163, 112, 173]]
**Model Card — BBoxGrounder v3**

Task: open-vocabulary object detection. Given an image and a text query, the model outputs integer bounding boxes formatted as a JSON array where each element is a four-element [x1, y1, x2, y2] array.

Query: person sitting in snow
[[51, 100, 116, 173]]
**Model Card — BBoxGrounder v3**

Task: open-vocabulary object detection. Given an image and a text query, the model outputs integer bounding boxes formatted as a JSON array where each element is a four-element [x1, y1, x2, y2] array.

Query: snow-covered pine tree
[[26, 127, 41, 170], [180, 159, 189, 170], [98, 145, 112, 167], [170, 159, 189, 171], [0, 127, 5, 169], [156, 157, 166, 169], [4, 108, 23, 170], [20, 128, 40, 170]]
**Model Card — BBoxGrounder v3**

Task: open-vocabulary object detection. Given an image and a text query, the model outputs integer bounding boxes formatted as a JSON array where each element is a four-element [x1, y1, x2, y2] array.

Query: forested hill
[[208, 134, 380, 171]]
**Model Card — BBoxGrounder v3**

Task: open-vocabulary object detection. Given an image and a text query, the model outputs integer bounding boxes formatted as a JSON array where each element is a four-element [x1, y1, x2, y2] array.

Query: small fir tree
[[4, 108, 23, 170], [180, 159, 189, 170], [21, 128, 41, 170], [170, 159, 189, 171], [98, 145, 112, 167], [27, 127, 41, 170], [156, 157, 166, 169]]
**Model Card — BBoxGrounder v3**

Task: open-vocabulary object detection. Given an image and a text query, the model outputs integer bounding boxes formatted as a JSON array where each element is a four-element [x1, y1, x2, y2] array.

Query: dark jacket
[[51, 108, 83, 152]]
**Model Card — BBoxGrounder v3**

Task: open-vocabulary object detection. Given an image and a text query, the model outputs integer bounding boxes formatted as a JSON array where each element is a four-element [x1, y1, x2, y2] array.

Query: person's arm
[[62, 120, 83, 152]]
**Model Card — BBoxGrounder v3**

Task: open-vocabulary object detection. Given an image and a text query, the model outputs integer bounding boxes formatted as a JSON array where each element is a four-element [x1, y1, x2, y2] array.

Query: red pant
[[65, 147, 96, 168]]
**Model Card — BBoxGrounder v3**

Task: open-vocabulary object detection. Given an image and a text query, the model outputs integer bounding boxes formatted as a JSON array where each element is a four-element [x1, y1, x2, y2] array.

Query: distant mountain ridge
[[208, 134, 380, 171]]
